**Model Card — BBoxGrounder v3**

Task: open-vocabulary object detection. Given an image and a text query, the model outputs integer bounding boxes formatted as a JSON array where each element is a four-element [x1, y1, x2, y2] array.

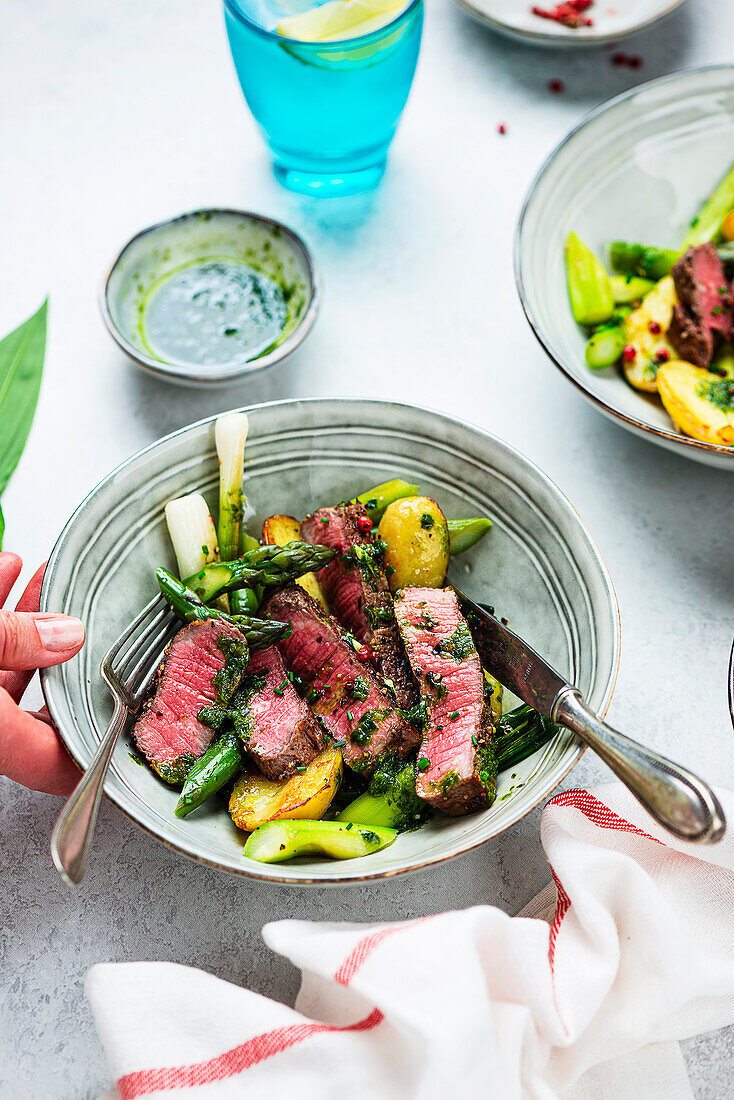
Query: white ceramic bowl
[[516, 65, 734, 469], [40, 399, 620, 884]]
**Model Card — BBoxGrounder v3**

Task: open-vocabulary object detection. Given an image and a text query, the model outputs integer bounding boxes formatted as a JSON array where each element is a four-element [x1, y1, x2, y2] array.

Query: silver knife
[[456, 586, 726, 844]]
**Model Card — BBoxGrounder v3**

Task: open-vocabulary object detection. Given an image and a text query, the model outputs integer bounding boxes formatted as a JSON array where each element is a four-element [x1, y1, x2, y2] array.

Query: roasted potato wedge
[[657, 359, 734, 446], [378, 496, 450, 593], [622, 276, 678, 392], [262, 514, 328, 609], [230, 747, 343, 832]]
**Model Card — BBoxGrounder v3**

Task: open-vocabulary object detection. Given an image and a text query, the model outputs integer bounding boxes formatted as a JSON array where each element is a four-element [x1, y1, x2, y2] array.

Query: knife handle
[[553, 687, 726, 844]]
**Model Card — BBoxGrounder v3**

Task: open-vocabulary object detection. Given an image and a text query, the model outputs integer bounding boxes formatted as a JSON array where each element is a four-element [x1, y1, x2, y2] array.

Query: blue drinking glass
[[223, 0, 423, 196]]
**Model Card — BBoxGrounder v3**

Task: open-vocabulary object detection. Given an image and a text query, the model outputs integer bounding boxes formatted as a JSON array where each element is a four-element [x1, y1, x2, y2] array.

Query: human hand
[[0, 552, 84, 795]]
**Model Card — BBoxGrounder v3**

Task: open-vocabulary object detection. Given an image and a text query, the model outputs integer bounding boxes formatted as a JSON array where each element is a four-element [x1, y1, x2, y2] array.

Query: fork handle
[[50, 699, 128, 885], [553, 687, 726, 844]]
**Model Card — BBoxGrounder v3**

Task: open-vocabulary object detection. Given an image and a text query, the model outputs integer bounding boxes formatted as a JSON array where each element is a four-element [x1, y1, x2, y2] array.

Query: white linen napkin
[[87, 783, 734, 1100]]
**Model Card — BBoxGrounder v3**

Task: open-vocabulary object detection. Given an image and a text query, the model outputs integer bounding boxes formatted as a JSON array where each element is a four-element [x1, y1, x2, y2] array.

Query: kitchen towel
[[88, 783, 734, 1099]]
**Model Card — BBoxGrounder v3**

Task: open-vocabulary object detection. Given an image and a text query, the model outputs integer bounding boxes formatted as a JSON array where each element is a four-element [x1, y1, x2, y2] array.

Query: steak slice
[[133, 619, 248, 784], [301, 502, 416, 709], [239, 646, 324, 781], [394, 587, 495, 816], [669, 244, 734, 368], [262, 585, 419, 774]]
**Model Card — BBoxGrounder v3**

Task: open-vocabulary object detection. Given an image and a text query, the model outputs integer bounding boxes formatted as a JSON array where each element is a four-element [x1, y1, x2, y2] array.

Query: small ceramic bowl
[[453, 0, 687, 46], [516, 64, 734, 469], [101, 209, 320, 385]]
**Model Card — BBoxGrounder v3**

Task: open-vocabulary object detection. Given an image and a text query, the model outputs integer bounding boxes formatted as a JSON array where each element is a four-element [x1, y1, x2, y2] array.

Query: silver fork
[[50, 595, 178, 885]]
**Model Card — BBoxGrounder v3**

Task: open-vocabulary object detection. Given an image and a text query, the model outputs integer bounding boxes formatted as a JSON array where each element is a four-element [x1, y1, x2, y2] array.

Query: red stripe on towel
[[116, 1007, 383, 1098]]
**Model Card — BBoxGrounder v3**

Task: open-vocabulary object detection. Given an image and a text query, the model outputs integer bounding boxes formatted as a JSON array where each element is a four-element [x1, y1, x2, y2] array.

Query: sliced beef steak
[[394, 587, 495, 816], [133, 619, 247, 784], [262, 585, 419, 774], [669, 244, 734, 368], [239, 646, 324, 781], [301, 502, 416, 709]]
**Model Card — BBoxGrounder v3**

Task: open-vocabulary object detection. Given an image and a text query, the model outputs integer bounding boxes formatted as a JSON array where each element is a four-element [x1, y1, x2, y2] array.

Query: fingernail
[[35, 615, 85, 651]]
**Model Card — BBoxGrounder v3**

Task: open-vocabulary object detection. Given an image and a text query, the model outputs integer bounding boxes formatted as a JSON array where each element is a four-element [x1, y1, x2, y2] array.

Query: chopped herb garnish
[[471, 734, 478, 747], [346, 822, 353, 830], [334, 738, 346, 748], [320, 516, 330, 524], [417, 757, 430, 771], [712, 304, 725, 315], [420, 513, 435, 529], [346, 709, 354, 722], [364, 498, 378, 510], [449, 710, 460, 720], [296, 765, 307, 772]]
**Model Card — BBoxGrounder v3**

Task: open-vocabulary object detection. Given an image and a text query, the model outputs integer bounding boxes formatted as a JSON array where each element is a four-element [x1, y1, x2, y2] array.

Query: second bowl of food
[[516, 64, 734, 469], [41, 399, 619, 884]]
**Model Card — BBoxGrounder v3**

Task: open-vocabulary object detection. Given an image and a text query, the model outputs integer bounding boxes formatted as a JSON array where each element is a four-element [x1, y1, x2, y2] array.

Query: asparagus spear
[[495, 705, 557, 772], [338, 757, 431, 832], [243, 819, 397, 863], [447, 517, 492, 555], [585, 325, 625, 370], [351, 479, 419, 521], [215, 413, 249, 563], [682, 161, 734, 249], [609, 275, 655, 303], [175, 733, 244, 818], [183, 541, 335, 604], [565, 232, 614, 325], [608, 242, 679, 280], [230, 530, 264, 614], [156, 568, 289, 648]]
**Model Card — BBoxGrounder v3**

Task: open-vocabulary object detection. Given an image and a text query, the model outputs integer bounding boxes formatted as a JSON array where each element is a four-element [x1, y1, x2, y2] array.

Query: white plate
[[454, 0, 688, 46]]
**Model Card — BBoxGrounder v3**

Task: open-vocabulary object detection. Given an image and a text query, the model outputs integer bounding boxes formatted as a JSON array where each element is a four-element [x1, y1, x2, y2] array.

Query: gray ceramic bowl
[[40, 399, 620, 884], [516, 65, 734, 469], [101, 209, 319, 385], [454, 0, 686, 46]]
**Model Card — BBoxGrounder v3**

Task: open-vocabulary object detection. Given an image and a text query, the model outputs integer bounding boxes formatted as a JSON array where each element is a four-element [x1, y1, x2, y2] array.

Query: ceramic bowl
[[516, 65, 734, 469], [40, 399, 620, 884], [453, 0, 687, 46], [101, 209, 319, 385]]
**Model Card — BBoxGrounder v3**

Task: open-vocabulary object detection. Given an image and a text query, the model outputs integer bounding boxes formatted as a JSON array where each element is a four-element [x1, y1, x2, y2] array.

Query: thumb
[[0, 611, 85, 670]]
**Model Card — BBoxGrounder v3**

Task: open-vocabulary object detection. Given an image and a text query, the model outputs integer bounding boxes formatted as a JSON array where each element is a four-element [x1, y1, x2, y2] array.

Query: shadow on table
[[447, 2, 697, 105]]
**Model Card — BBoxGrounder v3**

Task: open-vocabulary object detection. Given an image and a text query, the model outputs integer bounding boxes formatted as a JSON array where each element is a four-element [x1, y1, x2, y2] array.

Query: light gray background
[[2, 0, 734, 1095]]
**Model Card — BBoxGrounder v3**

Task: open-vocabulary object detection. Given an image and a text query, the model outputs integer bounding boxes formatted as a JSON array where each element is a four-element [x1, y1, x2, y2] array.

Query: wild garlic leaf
[[0, 299, 47, 508]]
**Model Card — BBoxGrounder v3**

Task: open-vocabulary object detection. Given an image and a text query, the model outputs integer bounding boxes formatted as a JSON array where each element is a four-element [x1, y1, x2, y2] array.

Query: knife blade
[[455, 585, 568, 718]]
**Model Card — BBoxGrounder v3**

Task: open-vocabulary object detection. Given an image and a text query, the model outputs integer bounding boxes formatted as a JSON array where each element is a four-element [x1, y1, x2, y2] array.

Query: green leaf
[[0, 299, 47, 501]]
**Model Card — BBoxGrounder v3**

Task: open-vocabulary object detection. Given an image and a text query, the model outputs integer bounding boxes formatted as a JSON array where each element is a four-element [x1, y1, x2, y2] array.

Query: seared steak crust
[[262, 585, 419, 774], [301, 503, 416, 709], [133, 619, 247, 784], [395, 587, 495, 816], [244, 647, 324, 781]]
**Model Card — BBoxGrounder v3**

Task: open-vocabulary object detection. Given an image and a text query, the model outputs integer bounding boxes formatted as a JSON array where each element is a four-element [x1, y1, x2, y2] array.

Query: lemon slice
[[278, 0, 408, 42]]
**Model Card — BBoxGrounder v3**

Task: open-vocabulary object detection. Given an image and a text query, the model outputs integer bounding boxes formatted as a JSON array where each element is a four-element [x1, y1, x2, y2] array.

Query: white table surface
[[2, 0, 734, 1095]]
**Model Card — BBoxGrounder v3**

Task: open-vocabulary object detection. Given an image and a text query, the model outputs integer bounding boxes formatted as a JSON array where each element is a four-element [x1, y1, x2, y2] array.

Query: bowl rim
[[452, 0, 687, 46], [40, 396, 621, 885], [223, 0, 423, 48], [514, 62, 734, 461], [99, 208, 321, 385], [728, 638, 734, 730]]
